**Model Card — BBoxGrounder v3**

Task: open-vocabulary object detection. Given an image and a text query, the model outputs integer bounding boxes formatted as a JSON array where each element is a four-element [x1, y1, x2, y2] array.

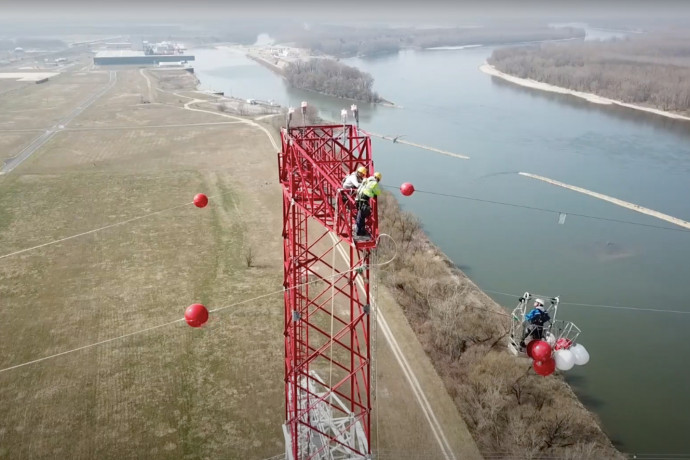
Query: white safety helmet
[[534, 298, 544, 308]]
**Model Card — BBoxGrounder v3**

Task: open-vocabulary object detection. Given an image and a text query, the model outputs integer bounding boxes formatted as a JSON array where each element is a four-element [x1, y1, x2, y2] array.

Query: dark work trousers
[[355, 200, 371, 236], [521, 324, 544, 345]]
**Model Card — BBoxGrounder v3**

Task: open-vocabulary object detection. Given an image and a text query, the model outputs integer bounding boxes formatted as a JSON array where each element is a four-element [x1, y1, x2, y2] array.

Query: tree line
[[489, 33, 690, 114], [283, 59, 381, 103], [278, 25, 584, 57]]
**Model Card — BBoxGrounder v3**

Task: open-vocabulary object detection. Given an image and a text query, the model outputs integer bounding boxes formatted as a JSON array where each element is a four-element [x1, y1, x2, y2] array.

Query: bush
[[283, 59, 381, 103], [376, 191, 624, 458]]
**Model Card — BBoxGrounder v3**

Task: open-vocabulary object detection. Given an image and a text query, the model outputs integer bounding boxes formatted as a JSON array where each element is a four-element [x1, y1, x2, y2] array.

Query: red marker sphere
[[530, 340, 552, 362], [555, 338, 573, 350], [185, 303, 209, 327], [400, 182, 415, 196], [194, 193, 208, 208], [533, 357, 556, 376]]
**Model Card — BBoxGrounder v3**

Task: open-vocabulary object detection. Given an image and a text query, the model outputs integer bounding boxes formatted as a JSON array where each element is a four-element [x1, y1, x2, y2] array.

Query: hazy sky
[[1, 0, 689, 24]]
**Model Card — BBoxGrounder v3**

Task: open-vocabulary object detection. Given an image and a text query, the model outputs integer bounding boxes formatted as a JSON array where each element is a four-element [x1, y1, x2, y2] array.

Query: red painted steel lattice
[[279, 124, 377, 459]]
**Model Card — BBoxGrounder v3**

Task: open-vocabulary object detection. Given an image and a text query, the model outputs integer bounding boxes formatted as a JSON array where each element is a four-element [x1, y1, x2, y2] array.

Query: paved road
[[1, 71, 117, 174]]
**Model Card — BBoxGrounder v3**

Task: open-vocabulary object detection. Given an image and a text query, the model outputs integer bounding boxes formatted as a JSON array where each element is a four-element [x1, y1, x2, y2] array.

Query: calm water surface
[[191, 39, 690, 454]]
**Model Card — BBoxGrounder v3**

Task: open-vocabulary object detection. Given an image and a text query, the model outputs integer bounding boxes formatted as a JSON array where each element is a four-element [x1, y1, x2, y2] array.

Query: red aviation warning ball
[[193, 193, 208, 208], [526, 340, 539, 359], [185, 303, 209, 327], [400, 182, 415, 196], [555, 338, 573, 350], [533, 357, 556, 376], [530, 340, 552, 362]]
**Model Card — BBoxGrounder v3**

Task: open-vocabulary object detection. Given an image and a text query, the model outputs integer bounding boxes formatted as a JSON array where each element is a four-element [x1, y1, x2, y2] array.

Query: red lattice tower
[[278, 122, 377, 460]]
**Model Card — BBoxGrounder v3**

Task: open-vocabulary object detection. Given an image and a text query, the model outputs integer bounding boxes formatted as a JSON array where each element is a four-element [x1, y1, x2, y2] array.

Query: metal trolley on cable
[[508, 292, 590, 376]]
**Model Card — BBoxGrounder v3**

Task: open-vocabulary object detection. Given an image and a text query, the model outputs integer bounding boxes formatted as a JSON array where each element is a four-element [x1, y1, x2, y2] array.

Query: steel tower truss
[[278, 124, 377, 459]]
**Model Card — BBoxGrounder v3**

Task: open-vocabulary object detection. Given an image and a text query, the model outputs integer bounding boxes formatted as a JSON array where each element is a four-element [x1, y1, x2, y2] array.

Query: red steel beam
[[279, 123, 376, 459]]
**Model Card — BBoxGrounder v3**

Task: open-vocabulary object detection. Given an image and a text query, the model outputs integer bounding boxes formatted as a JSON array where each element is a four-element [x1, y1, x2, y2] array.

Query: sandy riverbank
[[480, 63, 690, 122]]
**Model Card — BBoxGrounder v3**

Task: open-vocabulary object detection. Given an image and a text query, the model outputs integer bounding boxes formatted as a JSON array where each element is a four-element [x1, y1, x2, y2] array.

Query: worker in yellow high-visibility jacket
[[355, 172, 381, 239]]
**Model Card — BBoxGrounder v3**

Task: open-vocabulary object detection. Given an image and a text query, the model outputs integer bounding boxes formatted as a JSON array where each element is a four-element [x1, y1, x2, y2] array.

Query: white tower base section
[[284, 370, 370, 460]]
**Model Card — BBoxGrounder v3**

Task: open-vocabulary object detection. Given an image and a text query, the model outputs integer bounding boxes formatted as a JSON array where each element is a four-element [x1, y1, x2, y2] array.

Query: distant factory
[[93, 41, 194, 66], [143, 41, 187, 55]]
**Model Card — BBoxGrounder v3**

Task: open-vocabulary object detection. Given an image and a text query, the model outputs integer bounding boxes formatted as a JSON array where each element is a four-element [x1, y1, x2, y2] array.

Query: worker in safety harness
[[355, 172, 381, 239], [342, 166, 367, 191], [520, 298, 551, 347], [341, 166, 367, 206]]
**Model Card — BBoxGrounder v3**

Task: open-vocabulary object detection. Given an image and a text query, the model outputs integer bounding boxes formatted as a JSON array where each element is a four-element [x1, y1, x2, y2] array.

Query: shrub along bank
[[375, 191, 624, 458]]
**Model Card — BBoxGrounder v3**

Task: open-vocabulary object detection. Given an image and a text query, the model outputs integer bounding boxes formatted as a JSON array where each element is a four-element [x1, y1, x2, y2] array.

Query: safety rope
[[372, 244, 381, 455]]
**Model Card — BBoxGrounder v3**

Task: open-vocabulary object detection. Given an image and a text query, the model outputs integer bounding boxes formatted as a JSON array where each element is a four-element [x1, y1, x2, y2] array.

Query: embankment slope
[[376, 191, 625, 458]]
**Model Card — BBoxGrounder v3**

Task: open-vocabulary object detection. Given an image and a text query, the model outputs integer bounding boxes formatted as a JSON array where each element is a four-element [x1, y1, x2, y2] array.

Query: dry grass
[[0, 71, 109, 129], [0, 171, 284, 459], [147, 69, 200, 93], [0, 65, 286, 459], [19, 123, 257, 175], [0, 131, 43, 163], [0, 80, 29, 95], [67, 71, 222, 129], [0, 170, 287, 459], [0, 60, 488, 459]]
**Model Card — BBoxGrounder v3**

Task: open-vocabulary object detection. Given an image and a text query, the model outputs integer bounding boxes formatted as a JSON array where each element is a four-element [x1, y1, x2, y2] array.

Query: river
[[190, 35, 690, 454]]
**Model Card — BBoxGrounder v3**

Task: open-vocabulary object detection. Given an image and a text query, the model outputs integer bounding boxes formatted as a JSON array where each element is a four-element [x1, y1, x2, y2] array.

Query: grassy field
[[0, 131, 43, 164], [0, 71, 109, 130], [0, 58, 476, 459], [0, 63, 287, 459]]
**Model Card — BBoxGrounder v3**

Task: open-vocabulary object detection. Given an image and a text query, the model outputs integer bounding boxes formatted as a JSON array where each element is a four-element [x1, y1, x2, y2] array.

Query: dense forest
[[279, 26, 584, 57], [488, 32, 690, 114], [283, 59, 381, 103]]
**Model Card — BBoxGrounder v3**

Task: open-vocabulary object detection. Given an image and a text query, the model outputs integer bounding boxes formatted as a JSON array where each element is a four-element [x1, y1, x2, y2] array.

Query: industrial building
[[93, 50, 195, 66], [143, 41, 187, 55]]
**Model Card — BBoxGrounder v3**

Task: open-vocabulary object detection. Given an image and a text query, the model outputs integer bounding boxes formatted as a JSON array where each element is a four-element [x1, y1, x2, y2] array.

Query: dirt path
[[176, 95, 279, 151], [139, 68, 154, 102], [329, 235, 482, 459]]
